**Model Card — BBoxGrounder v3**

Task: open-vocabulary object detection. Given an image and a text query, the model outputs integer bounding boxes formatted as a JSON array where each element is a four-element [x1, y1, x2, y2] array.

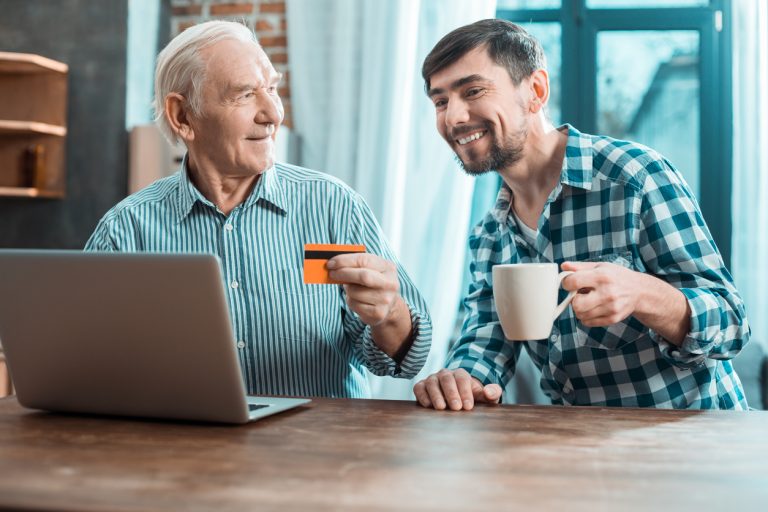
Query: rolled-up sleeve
[[341, 192, 432, 378], [639, 159, 750, 368]]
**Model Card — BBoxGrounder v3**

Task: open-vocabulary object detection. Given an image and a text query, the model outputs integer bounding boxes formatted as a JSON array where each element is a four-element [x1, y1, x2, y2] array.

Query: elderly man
[[413, 19, 749, 410], [86, 21, 431, 398]]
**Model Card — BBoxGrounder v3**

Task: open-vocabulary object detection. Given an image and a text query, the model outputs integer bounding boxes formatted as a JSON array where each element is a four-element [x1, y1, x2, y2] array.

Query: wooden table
[[1, 397, 766, 511]]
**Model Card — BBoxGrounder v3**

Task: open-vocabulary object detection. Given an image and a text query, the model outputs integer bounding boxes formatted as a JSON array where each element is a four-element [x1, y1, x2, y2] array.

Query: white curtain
[[126, 0, 160, 129], [286, 0, 497, 398], [732, 0, 768, 347]]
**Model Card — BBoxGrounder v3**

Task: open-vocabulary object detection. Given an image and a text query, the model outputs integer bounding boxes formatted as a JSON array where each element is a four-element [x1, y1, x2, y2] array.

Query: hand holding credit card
[[305, 243, 408, 334], [303, 243, 366, 284]]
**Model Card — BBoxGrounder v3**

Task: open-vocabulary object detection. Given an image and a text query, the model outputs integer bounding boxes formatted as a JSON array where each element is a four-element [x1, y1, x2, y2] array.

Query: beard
[[453, 119, 528, 176]]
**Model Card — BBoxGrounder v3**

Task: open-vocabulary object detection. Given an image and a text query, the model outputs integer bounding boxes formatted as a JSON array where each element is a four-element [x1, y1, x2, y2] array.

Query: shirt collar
[[249, 163, 289, 214], [490, 124, 594, 225], [173, 156, 289, 222], [560, 123, 594, 191], [174, 155, 202, 222]]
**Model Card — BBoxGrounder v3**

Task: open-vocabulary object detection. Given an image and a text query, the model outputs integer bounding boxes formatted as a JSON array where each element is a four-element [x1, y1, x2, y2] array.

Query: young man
[[413, 19, 749, 410], [86, 21, 432, 398]]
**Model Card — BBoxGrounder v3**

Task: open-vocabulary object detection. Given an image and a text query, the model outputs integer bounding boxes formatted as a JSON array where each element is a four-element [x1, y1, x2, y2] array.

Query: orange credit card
[[303, 243, 366, 284]]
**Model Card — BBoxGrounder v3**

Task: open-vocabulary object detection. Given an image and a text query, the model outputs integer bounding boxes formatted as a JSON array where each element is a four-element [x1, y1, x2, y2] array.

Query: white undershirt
[[512, 208, 538, 247]]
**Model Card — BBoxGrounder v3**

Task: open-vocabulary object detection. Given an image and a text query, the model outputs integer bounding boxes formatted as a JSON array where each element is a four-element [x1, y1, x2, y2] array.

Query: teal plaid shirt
[[85, 161, 432, 398], [448, 125, 750, 409]]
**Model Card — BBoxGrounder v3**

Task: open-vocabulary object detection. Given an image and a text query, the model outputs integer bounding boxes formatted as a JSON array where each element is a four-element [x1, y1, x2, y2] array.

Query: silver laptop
[[0, 250, 310, 424]]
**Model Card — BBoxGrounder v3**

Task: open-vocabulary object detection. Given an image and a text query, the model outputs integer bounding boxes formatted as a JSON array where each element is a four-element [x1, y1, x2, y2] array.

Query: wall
[[0, 0, 130, 248], [169, 0, 292, 128], [0, 0, 287, 249]]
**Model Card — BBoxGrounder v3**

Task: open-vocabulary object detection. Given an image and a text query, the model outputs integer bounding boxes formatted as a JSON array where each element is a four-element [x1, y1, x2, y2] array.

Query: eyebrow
[[226, 73, 284, 94], [226, 83, 255, 95], [427, 74, 492, 98]]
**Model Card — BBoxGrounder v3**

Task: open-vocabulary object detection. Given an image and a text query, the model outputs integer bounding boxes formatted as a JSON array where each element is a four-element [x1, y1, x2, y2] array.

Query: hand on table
[[413, 369, 501, 411]]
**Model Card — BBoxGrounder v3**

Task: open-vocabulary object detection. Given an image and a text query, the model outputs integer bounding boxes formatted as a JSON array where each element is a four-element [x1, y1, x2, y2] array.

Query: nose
[[254, 89, 284, 127], [444, 99, 470, 130]]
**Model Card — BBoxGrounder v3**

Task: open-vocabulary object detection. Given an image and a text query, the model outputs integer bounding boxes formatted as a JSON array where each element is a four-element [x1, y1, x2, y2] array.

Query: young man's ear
[[528, 69, 550, 114], [165, 93, 195, 142]]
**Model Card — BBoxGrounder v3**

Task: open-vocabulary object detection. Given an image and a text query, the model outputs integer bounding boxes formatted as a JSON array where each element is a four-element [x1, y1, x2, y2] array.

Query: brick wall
[[169, 0, 292, 128]]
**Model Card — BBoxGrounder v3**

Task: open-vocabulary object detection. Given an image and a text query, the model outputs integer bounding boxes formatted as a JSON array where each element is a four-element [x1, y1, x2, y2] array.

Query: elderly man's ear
[[165, 93, 195, 142]]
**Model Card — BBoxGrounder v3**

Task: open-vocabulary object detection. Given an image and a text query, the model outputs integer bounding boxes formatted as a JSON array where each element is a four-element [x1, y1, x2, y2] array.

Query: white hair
[[153, 20, 259, 144]]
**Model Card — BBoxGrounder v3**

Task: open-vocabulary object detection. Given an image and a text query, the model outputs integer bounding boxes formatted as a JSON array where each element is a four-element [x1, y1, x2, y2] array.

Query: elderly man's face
[[189, 38, 284, 177]]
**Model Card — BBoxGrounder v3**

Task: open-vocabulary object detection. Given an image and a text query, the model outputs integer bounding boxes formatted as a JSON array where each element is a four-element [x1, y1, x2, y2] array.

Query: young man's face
[[188, 38, 284, 177], [427, 46, 531, 175]]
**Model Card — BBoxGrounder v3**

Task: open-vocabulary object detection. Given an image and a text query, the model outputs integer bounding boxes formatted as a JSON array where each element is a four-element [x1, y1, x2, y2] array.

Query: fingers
[[327, 252, 393, 272], [413, 380, 432, 408], [343, 284, 396, 305], [480, 384, 502, 404], [562, 268, 599, 292], [570, 290, 603, 316], [470, 379, 501, 404], [413, 371, 454, 410], [560, 261, 600, 272], [424, 373, 448, 410], [413, 369, 495, 411], [454, 370, 476, 410], [330, 267, 394, 289], [438, 370, 465, 411]]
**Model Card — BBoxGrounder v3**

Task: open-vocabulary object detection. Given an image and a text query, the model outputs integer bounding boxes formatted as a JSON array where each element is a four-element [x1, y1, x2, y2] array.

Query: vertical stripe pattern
[[85, 161, 432, 398]]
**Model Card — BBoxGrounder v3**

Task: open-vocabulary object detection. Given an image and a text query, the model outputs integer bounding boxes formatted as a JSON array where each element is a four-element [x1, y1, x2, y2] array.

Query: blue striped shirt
[[448, 125, 750, 409], [85, 161, 432, 398]]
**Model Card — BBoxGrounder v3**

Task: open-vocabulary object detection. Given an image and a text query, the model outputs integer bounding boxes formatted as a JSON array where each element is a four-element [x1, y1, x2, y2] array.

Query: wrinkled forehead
[[200, 38, 277, 86]]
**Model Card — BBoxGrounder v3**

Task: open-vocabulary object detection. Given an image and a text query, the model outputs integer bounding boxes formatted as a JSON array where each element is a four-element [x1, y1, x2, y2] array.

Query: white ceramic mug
[[492, 263, 576, 341]]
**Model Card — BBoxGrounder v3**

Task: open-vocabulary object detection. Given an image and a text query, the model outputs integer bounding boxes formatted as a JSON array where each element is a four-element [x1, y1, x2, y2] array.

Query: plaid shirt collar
[[491, 124, 594, 226]]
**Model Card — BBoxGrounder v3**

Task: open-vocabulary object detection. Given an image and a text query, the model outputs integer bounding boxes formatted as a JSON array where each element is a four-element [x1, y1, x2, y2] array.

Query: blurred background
[[0, 0, 765, 406]]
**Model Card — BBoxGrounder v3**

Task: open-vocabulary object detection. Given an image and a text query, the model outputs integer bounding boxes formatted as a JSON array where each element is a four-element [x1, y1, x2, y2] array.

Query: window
[[496, 0, 733, 264], [597, 30, 701, 196]]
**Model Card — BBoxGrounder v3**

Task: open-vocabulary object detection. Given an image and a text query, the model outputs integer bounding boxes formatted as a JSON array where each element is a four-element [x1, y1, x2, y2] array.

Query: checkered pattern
[[447, 125, 750, 409]]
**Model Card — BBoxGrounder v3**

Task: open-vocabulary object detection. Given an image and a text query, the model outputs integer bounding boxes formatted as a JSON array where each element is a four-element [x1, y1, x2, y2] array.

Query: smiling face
[[186, 38, 284, 177], [428, 46, 532, 175]]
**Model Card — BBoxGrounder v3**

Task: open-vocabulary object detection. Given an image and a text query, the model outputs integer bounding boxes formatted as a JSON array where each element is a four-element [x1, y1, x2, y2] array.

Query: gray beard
[[455, 125, 528, 176]]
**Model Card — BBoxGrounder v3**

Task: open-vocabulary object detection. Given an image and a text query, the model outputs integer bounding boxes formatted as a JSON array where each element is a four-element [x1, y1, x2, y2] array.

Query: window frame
[[497, 0, 733, 265]]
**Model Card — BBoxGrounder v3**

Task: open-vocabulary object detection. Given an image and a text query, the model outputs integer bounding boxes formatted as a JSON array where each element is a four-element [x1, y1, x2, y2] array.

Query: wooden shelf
[[0, 51, 68, 74], [0, 186, 64, 199], [0, 52, 67, 199], [0, 120, 66, 136]]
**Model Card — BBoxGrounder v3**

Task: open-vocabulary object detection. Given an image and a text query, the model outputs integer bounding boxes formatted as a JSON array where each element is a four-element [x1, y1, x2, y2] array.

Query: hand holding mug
[[561, 261, 639, 327]]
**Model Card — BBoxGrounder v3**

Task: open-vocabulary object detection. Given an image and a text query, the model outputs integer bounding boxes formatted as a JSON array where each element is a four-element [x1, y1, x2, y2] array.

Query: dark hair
[[422, 19, 546, 91]]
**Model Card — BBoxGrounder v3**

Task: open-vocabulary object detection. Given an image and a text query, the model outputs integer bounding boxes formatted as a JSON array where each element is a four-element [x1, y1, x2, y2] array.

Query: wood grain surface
[[1, 397, 766, 511]]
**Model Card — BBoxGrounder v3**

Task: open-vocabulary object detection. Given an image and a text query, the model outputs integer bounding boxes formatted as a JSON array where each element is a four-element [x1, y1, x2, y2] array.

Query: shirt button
[[550, 334, 558, 342], [230, 280, 239, 289], [237, 340, 245, 349], [225, 223, 234, 232]]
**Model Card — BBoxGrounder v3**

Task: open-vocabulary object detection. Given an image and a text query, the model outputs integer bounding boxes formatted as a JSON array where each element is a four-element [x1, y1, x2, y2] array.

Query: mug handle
[[552, 270, 577, 321]]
